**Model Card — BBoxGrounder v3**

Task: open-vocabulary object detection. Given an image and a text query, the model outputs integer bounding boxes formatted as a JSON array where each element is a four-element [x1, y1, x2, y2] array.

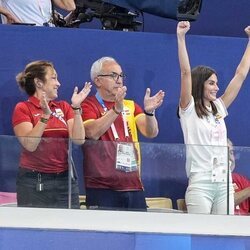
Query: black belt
[[19, 168, 69, 177]]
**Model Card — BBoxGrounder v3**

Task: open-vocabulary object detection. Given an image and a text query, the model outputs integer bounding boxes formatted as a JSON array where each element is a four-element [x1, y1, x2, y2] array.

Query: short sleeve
[[12, 102, 33, 127], [214, 98, 228, 119], [81, 98, 99, 122], [179, 96, 195, 117], [134, 102, 143, 116], [59, 101, 74, 121]]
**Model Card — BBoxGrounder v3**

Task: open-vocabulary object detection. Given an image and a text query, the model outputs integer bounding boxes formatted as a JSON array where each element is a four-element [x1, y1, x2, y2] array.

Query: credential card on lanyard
[[116, 142, 138, 172], [95, 93, 138, 172], [211, 157, 227, 183]]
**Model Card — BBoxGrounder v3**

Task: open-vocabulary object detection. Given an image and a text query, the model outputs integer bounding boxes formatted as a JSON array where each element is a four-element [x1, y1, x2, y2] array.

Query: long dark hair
[[192, 65, 218, 118]]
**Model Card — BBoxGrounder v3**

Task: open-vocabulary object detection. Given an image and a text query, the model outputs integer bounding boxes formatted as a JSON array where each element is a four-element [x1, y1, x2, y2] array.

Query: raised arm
[[136, 88, 165, 138], [221, 26, 250, 108], [52, 0, 76, 11], [13, 93, 52, 152], [177, 21, 192, 109], [67, 82, 92, 144]]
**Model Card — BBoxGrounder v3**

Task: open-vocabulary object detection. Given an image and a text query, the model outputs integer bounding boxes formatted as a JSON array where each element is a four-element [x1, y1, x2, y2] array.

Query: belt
[[19, 168, 69, 177]]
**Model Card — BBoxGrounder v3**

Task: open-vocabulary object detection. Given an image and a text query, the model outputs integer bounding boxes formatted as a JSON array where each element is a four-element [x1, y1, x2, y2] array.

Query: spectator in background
[[0, 0, 75, 26], [233, 173, 250, 215], [177, 21, 250, 215], [12, 60, 91, 208], [228, 139, 250, 215], [81, 56, 165, 211]]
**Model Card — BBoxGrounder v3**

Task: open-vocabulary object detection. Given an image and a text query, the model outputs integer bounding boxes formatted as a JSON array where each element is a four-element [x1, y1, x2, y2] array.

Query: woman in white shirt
[[177, 21, 250, 214], [0, 0, 75, 26]]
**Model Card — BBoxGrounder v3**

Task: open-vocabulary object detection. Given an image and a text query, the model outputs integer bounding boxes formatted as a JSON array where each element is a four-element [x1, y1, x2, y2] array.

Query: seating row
[[79, 195, 187, 212]]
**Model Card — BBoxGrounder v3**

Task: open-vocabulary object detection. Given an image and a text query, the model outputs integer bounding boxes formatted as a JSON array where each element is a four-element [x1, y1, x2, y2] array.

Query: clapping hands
[[71, 82, 92, 108], [40, 92, 52, 116]]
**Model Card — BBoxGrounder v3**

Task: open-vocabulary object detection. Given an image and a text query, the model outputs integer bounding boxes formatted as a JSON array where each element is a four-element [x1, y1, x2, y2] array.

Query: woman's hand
[[177, 21, 190, 37], [71, 82, 92, 108], [3, 11, 21, 24], [245, 26, 250, 38], [114, 86, 127, 112], [40, 92, 52, 116]]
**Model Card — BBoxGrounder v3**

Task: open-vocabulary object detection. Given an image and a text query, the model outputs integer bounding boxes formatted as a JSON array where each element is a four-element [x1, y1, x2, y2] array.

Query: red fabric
[[232, 173, 250, 215], [12, 96, 74, 173], [0, 192, 17, 205], [81, 95, 143, 190]]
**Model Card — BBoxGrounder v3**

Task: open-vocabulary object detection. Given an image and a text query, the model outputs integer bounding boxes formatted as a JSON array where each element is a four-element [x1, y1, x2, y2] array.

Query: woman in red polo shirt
[[12, 60, 91, 208]]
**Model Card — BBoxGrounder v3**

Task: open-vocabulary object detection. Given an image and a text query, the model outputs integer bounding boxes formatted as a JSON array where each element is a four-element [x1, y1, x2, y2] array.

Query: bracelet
[[71, 105, 82, 114], [112, 106, 121, 115], [71, 105, 81, 110], [144, 110, 155, 116], [40, 117, 49, 124]]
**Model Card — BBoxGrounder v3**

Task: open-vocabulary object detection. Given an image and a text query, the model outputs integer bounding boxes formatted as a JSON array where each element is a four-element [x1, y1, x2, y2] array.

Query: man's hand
[[114, 86, 127, 112], [144, 88, 165, 113]]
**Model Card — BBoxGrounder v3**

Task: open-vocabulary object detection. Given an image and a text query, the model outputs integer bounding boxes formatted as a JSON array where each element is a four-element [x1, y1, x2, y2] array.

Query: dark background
[[70, 0, 250, 38]]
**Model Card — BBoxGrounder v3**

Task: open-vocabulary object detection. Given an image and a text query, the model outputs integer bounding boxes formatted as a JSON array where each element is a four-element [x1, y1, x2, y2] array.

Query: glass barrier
[[0, 135, 249, 216], [0, 135, 79, 209]]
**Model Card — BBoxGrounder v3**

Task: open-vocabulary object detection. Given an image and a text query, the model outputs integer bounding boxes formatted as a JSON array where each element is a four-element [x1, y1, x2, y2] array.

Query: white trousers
[[185, 179, 234, 215]]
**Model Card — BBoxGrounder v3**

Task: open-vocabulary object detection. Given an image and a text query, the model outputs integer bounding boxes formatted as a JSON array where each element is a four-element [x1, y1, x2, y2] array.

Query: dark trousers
[[16, 168, 80, 209], [86, 188, 147, 211]]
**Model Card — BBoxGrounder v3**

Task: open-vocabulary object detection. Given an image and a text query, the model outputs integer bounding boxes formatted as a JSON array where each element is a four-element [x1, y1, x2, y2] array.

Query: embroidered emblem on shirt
[[214, 113, 222, 124], [51, 109, 67, 126], [122, 106, 131, 116], [215, 113, 222, 120]]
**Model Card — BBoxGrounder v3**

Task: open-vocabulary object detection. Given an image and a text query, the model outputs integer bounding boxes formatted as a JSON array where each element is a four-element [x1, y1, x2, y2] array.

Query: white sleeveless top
[[0, 0, 53, 26]]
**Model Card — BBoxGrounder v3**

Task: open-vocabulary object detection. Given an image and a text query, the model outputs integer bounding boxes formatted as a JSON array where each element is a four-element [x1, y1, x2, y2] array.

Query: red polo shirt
[[233, 173, 250, 215], [12, 96, 74, 173], [81, 95, 144, 191]]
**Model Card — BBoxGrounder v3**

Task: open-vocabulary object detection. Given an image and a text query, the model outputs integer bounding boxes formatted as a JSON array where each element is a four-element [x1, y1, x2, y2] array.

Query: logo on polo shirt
[[122, 106, 131, 116]]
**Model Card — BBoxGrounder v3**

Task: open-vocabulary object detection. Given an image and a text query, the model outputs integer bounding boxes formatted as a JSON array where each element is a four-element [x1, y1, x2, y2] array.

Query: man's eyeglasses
[[97, 72, 126, 82]]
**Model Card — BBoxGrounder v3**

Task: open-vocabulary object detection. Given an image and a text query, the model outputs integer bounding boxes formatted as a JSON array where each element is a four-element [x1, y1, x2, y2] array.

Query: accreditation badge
[[211, 157, 227, 183], [116, 142, 138, 172], [55, 108, 64, 117]]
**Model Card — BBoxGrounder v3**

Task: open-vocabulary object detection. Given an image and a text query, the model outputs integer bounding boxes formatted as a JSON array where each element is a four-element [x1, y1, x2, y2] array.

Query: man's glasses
[[97, 72, 126, 82]]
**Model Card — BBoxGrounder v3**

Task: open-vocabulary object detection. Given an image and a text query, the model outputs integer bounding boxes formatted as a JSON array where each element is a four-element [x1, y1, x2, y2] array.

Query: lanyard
[[51, 111, 67, 126], [95, 92, 129, 140]]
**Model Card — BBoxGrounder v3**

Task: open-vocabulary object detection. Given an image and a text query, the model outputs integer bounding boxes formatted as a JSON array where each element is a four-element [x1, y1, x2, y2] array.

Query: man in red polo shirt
[[228, 139, 250, 215], [81, 56, 165, 211], [233, 173, 250, 215]]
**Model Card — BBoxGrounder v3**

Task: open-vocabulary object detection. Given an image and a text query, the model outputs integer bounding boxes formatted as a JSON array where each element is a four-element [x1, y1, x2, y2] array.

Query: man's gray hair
[[90, 57, 117, 82]]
